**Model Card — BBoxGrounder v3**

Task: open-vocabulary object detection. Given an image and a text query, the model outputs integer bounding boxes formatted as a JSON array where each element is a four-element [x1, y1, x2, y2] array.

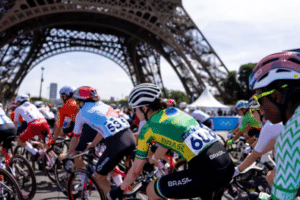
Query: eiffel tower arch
[[0, 0, 229, 103]]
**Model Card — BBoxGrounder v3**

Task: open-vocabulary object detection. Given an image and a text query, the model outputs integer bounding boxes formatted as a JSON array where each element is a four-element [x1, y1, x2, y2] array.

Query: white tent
[[190, 88, 229, 108], [189, 88, 231, 115]]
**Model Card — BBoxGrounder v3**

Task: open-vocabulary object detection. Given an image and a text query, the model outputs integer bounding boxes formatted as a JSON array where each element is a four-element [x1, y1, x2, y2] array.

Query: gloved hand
[[143, 161, 155, 173], [47, 139, 55, 147], [109, 186, 123, 200], [233, 167, 240, 178], [227, 139, 234, 146], [258, 192, 271, 200]]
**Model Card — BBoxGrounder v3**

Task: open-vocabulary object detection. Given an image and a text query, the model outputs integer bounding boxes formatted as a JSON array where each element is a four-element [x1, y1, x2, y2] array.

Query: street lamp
[[39, 67, 44, 99]]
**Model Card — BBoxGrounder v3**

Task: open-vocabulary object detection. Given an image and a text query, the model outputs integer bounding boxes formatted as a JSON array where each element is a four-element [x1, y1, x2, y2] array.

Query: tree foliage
[[222, 63, 256, 104], [168, 90, 189, 104]]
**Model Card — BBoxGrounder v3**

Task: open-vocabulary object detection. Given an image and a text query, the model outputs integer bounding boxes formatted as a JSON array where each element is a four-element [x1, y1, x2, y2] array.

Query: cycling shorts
[[96, 128, 136, 175], [18, 118, 50, 142], [154, 142, 234, 200], [0, 123, 17, 148], [75, 123, 98, 152], [247, 128, 260, 138]]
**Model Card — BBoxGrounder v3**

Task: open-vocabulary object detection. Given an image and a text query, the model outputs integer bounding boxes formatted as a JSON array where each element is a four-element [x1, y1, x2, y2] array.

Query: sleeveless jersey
[[271, 106, 300, 200], [0, 108, 13, 125], [136, 107, 219, 162], [73, 101, 129, 138], [240, 112, 262, 132], [14, 102, 45, 123]]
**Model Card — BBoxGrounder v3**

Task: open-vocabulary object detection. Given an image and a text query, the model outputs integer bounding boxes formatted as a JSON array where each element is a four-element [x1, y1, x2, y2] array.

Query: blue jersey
[[73, 102, 129, 138]]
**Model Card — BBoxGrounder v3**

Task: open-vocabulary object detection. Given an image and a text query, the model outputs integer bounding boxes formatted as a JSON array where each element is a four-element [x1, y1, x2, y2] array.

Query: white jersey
[[254, 120, 283, 153], [190, 110, 210, 123], [0, 107, 13, 125], [14, 102, 45, 123], [38, 106, 55, 119], [73, 102, 130, 139]]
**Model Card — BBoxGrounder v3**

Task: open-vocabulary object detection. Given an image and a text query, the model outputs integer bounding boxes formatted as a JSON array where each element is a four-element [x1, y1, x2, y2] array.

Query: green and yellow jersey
[[136, 107, 219, 162], [240, 112, 262, 132]]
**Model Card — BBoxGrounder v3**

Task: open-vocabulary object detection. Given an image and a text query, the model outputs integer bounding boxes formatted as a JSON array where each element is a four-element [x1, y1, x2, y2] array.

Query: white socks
[[25, 143, 38, 155]]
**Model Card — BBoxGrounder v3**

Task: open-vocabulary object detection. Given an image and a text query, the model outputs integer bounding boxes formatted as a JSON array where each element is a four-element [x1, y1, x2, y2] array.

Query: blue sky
[[18, 0, 300, 100]]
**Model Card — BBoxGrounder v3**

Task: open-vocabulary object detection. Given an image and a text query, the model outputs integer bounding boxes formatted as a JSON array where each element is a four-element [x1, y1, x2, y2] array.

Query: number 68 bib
[[184, 125, 219, 155]]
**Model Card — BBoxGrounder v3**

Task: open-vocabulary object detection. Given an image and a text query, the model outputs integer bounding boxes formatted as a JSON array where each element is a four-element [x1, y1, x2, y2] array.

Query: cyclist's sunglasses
[[251, 107, 260, 112], [253, 84, 288, 106]]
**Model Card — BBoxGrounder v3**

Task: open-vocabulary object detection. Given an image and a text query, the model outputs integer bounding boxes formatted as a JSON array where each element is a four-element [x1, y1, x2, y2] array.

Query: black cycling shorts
[[154, 141, 234, 200], [0, 123, 17, 149], [95, 129, 136, 175], [75, 123, 98, 152], [202, 118, 212, 129], [247, 128, 260, 138]]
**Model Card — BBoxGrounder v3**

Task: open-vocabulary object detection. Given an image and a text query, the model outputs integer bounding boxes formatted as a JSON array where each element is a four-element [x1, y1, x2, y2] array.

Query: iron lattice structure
[[0, 0, 229, 103]]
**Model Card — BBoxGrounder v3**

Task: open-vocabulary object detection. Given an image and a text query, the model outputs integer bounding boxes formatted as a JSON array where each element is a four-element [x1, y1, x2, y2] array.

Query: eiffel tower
[[0, 0, 229, 104]]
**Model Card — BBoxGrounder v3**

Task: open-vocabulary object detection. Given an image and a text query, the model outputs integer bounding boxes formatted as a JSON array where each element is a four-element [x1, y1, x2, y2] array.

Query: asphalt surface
[[30, 131, 249, 200]]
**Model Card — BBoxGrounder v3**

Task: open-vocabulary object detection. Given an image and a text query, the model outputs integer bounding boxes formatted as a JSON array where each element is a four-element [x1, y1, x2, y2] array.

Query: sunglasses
[[253, 84, 288, 106], [251, 108, 260, 112]]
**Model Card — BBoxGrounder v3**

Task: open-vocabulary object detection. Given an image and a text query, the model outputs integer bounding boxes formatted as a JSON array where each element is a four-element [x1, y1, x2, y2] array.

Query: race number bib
[[183, 125, 219, 155], [0, 114, 13, 125], [104, 117, 129, 135]]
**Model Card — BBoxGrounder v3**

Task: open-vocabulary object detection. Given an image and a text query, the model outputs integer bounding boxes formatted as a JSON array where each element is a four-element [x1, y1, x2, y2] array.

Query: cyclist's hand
[[110, 186, 123, 200], [227, 139, 234, 146], [59, 153, 67, 161], [257, 192, 270, 200]]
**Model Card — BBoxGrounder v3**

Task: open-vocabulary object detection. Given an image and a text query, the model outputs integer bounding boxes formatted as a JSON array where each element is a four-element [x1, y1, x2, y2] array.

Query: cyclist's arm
[[51, 125, 64, 141], [149, 145, 168, 165], [233, 125, 251, 141], [238, 149, 262, 171], [120, 158, 147, 191], [261, 139, 276, 155], [85, 133, 103, 150], [67, 137, 80, 157]]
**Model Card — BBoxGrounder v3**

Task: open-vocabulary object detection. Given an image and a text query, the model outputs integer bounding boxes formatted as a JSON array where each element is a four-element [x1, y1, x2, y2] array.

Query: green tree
[[169, 90, 189, 104], [222, 63, 256, 104]]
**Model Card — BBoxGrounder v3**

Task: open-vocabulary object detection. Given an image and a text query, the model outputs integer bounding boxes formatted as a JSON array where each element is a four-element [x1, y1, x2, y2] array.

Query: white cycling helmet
[[15, 94, 29, 103], [128, 83, 161, 108], [179, 102, 187, 109], [235, 100, 248, 110], [188, 106, 196, 111], [34, 101, 44, 108], [59, 86, 74, 96]]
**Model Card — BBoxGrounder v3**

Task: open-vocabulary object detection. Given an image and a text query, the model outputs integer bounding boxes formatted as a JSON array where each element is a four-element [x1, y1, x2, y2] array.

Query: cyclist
[[0, 103, 17, 150], [110, 83, 234, 200], [227, 98, 262, 148], [60, 86, 136, 195], [34, 101, 56, 129], [47, 86, 79, 147], [249, 51, 300, 200], [13, 94, 50, 160], [188, 106, 213, 129], [9, 101, 23, 123], [233, 99, 283, 182], [227, 100, 248, 139]]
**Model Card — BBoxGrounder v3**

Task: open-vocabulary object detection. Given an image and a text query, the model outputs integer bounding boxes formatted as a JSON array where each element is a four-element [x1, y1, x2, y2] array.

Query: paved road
[[31, 131, 248, 200]]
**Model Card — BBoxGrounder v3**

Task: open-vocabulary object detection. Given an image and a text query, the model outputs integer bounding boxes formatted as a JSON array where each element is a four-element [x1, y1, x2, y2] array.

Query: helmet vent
[[276, 69, 290, 73], [261, 58, 279, 67], [288, 58, 300, 65], [257, 72, 269, 82]]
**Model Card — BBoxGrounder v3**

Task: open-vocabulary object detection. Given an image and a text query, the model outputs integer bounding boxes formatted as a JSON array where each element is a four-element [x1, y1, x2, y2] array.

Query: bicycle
[[0, 136, 36, 200], [0, 168, 23, 200]]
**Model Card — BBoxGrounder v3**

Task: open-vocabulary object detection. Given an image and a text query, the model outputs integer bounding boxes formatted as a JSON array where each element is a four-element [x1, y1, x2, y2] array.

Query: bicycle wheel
[[13, 145, 36, 171], [0, 168, 23, 200], [8, 155, 36, 200], [43, 143, 67, 183], [54, 158, 74, 196], [67, 169, 106, 200]]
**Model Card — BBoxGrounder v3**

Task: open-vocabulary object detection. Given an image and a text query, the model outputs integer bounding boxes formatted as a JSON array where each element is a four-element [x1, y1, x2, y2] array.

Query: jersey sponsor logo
[[97, 157, 110, 172], [165, 107, 179, 116], [168, 177, 192, 187], [161, 138, 185, 153], [209, 150, 225, 160]]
